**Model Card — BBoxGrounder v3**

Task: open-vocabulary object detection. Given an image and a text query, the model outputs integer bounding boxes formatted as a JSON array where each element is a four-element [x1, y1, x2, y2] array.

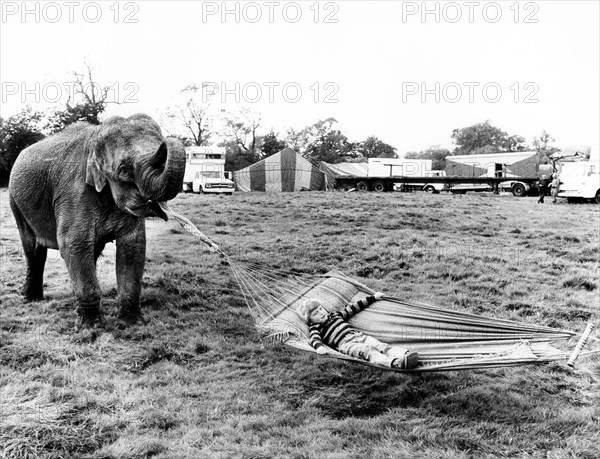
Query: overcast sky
[[1, 1, 598, 154]]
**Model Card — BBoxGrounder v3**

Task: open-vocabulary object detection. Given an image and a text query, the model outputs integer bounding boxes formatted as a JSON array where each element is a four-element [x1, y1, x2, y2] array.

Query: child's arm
[[340, 292, 384, 320], [308, 325, 327, 354]]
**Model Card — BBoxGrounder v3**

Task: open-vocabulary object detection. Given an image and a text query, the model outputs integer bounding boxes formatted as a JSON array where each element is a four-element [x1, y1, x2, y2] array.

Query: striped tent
[[234, 148, 325, 192]]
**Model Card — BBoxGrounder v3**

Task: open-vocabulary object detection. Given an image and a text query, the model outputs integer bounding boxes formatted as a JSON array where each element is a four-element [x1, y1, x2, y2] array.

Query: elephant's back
[[9, 139, 57, 202], [10, 125, 92, 192], [9, 142, 58, 246], [8, 129, 92, 248]]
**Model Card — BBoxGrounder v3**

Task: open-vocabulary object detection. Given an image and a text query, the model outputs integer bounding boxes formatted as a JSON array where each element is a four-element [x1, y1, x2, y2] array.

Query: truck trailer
[[333, 174, 541, 195], [445, 151, 553, 196], [332, 154, 542, 196]]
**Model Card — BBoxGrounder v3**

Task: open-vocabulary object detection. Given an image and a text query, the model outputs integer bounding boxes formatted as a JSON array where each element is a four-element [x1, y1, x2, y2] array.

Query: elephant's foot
[[74, 296, 105, 330], [73, 314, 104, 343], [115, 315, 147, 329], [23, 293, 44, 302], [117, 303, 144, 327], [74, 313, 105, 331], [23, 285, 44, 302]]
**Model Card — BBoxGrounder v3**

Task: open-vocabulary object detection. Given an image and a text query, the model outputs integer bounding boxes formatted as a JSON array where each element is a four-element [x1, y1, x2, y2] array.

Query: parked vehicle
[[183, 146, 235, 195], [557, 145, 600, 203], [445, 151, 552, 196], [393, 170, 447, 193], [334, 156, 540, 194]]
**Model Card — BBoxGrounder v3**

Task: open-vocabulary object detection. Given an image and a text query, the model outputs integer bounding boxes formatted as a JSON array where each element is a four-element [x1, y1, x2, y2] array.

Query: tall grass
[[1, 188, 599, 458]]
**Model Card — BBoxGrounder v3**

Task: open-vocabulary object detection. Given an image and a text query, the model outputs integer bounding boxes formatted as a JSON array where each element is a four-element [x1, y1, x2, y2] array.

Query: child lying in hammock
[[297, 292, 419, 369]]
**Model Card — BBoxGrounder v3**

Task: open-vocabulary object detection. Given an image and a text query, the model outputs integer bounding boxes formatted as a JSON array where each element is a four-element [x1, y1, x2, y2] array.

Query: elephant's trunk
[[137, 139, 186, 202]]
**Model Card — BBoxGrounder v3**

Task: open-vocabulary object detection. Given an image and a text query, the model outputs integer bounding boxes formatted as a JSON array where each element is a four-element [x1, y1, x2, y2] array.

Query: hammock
[[165, 207, 600, 373]]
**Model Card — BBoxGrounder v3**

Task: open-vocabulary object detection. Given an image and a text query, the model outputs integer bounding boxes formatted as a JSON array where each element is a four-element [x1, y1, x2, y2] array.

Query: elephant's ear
[[85, 148, 107, 192]]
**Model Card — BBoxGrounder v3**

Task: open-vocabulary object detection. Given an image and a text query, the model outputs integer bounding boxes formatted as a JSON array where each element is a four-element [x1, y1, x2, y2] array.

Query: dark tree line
[[0, 109, 45, 186]]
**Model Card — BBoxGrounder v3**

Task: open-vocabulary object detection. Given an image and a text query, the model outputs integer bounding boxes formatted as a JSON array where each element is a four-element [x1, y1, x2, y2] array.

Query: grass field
[[1, 187, 599, 459]]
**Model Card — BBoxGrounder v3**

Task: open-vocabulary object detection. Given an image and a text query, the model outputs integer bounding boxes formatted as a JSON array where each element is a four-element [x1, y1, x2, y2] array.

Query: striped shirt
[[308, 295, 376, 350]]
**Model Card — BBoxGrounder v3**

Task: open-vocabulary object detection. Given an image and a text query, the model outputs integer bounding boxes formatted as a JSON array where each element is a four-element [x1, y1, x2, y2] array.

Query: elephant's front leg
[[116, 220, 146, 324], [59, 235, 103, 329]]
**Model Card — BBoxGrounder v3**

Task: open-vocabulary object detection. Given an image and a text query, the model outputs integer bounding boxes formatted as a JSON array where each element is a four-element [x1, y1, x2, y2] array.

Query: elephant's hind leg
[[24, 246, 47, 301], [10, 197, 47, 301]]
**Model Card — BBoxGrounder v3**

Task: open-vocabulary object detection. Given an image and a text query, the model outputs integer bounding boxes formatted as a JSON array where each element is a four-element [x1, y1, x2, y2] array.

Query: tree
[[306, 129, 357, 164], [46, 63, 110, 132], [163, 84, 213, 146], [502, 134, 528, 152], [451, 120, 527, 154], [287, 118, 357, 163], [357, 136, 397, 158], [405, 147, 451, 170], [469, 145, 500, 156], [222, 140, 255, 172], [0, 108, 45, 185], [283, 126, 311, 154], [260, 131, 287, 158], [532, 130, 559, 164], [221, 108, 263, 162], [283, 117, 337, 156]]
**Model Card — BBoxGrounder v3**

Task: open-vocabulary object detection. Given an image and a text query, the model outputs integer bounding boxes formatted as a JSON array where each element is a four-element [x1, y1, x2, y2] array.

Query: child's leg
[[338, 335, 396, 367], [361, 336, 412, 359], [362, 336, 419, 369], [366, 350, 396, 367], [363, 335, 393, 354], [385, 346, 414, 359], [338, 340, 396, 367]]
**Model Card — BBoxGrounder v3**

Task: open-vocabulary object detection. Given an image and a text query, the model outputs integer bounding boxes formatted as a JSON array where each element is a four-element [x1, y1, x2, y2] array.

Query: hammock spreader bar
[[567, 323, 595, 367], [164, 206, 600, 373]]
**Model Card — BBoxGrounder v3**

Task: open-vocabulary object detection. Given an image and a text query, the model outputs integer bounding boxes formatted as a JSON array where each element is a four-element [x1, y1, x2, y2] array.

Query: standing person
[[537, 175, 551, 203], [297, 293, 419, 369], [551, 172, 560, 203]]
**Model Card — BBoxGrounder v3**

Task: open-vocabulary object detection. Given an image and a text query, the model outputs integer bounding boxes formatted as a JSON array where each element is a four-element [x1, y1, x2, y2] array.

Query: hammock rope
[[164, 206, 600, 373]]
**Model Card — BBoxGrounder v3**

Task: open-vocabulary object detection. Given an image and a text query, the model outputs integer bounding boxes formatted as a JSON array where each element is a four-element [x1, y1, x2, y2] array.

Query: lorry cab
[[557, 147, 600, 203]]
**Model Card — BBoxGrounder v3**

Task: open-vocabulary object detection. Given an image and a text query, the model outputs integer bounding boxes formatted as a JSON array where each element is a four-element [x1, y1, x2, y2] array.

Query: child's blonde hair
[[296, 298, 323, 323]]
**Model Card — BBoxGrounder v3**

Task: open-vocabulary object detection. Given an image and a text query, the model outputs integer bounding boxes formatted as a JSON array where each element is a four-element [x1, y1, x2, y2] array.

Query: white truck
[[183, 146, 235, 195], [557, 145, 600, 203], [392, 169, 447, 193]]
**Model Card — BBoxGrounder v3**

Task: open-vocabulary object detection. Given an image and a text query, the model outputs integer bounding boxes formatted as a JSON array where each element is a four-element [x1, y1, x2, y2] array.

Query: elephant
[[8, 114, 185, 328]]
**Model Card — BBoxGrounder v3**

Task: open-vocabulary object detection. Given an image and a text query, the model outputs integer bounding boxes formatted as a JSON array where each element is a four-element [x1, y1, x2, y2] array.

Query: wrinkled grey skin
[[9, 114, 185, 328]]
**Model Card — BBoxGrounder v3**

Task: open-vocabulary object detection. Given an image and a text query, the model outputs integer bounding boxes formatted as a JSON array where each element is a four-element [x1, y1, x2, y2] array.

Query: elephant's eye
[[117, 164, 133, 181]]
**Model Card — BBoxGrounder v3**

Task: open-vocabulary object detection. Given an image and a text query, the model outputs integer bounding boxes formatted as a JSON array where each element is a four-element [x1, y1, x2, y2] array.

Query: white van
[[557, 146, 600, 203], [183, 146, 235, 195]]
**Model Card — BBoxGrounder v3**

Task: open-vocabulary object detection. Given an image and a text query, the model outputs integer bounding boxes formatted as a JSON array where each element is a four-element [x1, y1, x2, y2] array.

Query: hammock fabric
[[166, 208, 599, 373]]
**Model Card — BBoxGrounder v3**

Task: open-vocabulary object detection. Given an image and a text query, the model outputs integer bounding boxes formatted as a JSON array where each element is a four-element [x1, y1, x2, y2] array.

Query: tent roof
[[236, 148, 315, 170], [447, 151, 537, 164], [319, 161, 368, 177]]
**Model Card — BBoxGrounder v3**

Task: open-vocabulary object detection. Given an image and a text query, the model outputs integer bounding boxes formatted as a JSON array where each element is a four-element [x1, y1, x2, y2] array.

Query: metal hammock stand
[[166, 207, 599, 373]]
